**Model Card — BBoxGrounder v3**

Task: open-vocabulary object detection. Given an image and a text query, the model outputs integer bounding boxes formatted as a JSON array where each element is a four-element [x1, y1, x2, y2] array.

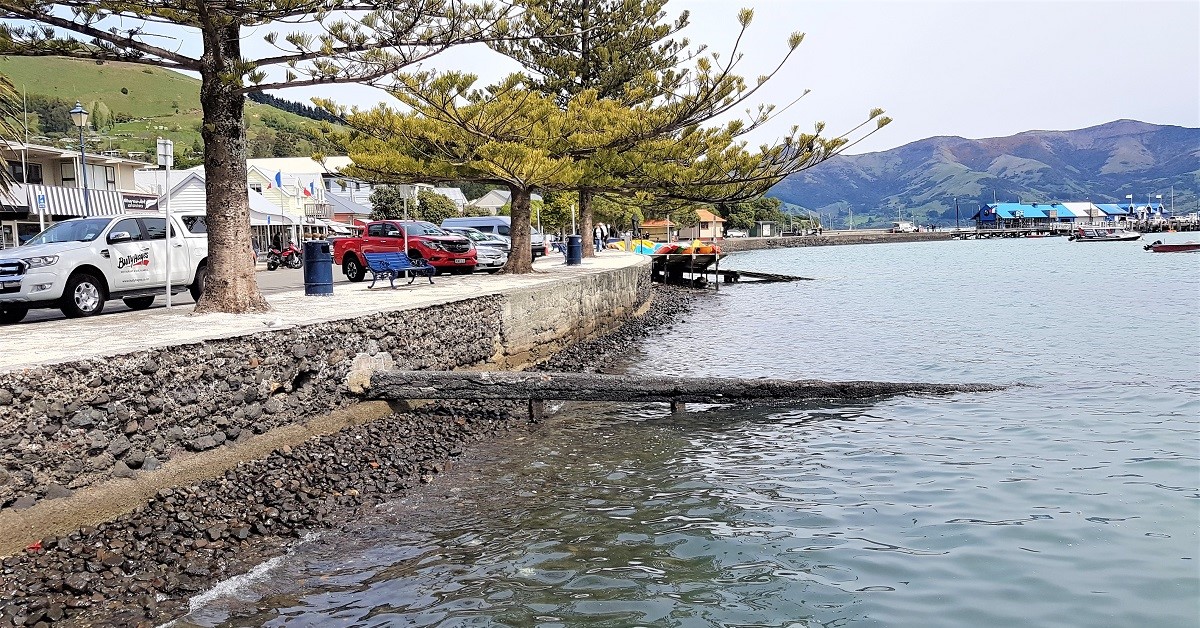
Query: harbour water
[[178, 234, 1199, 627]]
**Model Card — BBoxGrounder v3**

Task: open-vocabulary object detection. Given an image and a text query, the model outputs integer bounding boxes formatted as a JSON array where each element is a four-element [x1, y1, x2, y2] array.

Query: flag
[[274, 171, 283, 189], [303, 181, 313, 198]]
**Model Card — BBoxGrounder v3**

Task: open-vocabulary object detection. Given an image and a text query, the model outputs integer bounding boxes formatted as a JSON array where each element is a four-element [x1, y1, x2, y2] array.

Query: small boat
[[1143, 240, 1200, 253], [1068, 226, 1142, 242]]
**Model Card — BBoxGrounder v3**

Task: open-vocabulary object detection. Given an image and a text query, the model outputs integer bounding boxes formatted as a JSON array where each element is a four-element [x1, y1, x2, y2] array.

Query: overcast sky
[[286, 0, 1199, 155]]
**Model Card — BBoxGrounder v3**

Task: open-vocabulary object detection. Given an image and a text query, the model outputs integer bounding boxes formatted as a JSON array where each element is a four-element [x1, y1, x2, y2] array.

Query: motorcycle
[[266, 241, 303, 271]]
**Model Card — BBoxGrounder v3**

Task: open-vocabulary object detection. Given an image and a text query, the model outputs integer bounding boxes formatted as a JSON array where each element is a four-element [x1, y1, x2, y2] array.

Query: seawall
[[0, 256, 651, 551], [718, 231, 951, 252]]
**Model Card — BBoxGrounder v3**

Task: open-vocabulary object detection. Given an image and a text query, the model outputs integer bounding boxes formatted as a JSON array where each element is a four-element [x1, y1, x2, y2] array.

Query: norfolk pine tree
[[319, 73, 647, 273], [497, 4, 888, 245], [493, 0, 693, 256], [0, 1, 508, 313]]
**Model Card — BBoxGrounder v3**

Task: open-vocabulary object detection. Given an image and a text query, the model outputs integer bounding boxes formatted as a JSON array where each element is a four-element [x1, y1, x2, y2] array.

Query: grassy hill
[[0, 56, 329, 166], [769, 120, 1200, 227]]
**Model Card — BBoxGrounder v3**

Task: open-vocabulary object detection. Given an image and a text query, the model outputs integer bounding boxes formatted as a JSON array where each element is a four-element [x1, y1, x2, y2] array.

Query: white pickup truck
[[0, 213, 208, 323]]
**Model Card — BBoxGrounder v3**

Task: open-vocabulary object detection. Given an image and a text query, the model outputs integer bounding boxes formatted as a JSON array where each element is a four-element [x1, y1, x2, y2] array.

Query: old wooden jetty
[[650, 253, 812, 287], [369, 370, 1003, 419]]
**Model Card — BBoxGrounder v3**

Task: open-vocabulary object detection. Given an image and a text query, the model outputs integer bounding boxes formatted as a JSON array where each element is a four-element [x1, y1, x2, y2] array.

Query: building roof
[[325, 191, 372, 216], [434, 187, 469, 206], [246, 156, 354, 175], [1, 140, 152, 167], [696, 208, 726, 223], [468, 189, 543, 208]]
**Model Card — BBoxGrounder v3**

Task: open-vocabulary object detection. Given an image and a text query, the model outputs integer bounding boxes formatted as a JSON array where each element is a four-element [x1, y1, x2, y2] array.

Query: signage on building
[[121, 194, 159, 211]]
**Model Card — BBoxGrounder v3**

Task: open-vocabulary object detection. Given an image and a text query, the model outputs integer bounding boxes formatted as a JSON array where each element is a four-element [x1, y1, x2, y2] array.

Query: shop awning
[[27, 184, 123, 217]]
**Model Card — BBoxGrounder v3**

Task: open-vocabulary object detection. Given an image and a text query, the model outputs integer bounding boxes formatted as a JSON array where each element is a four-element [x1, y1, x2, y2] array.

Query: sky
[[275, 0, 1200, 154]]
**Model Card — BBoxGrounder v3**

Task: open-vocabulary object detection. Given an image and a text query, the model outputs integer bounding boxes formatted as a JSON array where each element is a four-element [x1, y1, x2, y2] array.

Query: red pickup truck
[[333, 220, 478, 281]]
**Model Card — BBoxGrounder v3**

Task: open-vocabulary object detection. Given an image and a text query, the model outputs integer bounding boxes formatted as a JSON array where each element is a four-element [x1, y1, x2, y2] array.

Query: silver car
[[472, 242, 508, 273]]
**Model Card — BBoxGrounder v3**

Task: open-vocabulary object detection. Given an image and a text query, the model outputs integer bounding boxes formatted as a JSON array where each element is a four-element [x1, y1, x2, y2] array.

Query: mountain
[[768, 120, 1200, 227], [0, 56, 331, 167]]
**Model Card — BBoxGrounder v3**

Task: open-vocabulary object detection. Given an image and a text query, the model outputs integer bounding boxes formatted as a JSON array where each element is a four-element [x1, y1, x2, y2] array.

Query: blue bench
[[362, 251, 435, 288]]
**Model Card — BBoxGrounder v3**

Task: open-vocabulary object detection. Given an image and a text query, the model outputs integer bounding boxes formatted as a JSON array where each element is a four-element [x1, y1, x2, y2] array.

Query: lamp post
[[68, 102, 90, 214]]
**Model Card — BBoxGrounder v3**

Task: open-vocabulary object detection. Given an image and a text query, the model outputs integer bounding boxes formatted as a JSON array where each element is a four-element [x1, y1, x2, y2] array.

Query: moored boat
[[1143, 240, 1200, 253], [1068, 226, 1142, 242]]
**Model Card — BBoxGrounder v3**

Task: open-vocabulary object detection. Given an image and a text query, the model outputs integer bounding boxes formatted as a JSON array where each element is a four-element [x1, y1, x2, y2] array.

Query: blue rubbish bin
[[566, 234, 583, 266], [303, 240, 333, 296]]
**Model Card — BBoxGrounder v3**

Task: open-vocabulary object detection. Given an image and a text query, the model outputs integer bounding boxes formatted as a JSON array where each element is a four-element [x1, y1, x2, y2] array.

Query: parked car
[[725, 229, 748, 238], [443, 226, 512, 254], [0, 213, 209, 322], [441, 216, 548, 260], [332, 220, 477, 281], [472, 243, 508, 273], [890, 221, 918, 233]]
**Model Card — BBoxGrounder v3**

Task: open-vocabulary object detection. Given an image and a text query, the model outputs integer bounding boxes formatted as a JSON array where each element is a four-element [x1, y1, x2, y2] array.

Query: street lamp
[[68, 102, 91, 214]]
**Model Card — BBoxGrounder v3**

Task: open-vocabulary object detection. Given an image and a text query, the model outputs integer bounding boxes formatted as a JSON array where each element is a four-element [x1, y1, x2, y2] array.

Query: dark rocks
[[44, 484, 73, 500], [141, 455, 162, 471], [125, 450, 147, 469], [0, 388, 12, 405], [111, 461, 136, 479], [106, 435, 131, 458], [11, 494, 37, 509]]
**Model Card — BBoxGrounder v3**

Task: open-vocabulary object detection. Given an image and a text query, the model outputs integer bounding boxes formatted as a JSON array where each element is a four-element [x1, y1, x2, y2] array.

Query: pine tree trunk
[[501, 185, 535, 273], [579, 188, 595, 257], [192, 20, 269, 314]]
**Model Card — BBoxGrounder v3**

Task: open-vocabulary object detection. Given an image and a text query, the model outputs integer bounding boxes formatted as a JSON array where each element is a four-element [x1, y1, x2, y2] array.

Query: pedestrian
[[593, 224, 603, 251]]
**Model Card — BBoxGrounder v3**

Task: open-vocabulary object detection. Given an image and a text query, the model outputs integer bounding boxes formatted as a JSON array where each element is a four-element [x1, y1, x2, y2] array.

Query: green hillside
[[0, 56, 329, 166]]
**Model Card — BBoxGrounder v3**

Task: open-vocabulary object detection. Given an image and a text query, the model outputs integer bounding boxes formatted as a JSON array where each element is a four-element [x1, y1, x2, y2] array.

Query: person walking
[[593, 224, 603, 251]]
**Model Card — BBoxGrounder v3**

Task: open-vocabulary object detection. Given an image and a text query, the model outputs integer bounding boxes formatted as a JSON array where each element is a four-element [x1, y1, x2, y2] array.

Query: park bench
[[362, 250, 435, 288]]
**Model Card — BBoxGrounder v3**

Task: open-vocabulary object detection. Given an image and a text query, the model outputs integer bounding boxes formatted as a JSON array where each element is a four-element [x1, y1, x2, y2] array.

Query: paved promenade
[[2, 253, 646, 373]]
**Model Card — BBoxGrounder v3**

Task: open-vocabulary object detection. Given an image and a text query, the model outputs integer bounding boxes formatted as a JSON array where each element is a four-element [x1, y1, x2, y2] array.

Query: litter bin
[[303, 240, 333, 296], [566, 234, 583, 266]]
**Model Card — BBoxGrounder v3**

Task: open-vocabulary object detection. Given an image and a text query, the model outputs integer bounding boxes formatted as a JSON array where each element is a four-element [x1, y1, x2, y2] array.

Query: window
[[181, 215, 207, 234], [367, 223, 385, 237], [141, 217, 175, 240], [60, 161, 76, 186], [249, 183, 263, 194], [497, 225, 510, 236], [108, 218, 143, 242], [8, 162, 43, 184]]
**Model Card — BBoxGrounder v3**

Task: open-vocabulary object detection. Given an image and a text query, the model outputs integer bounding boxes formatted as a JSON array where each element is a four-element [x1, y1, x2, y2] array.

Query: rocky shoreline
[[0, 285, 699, 627]]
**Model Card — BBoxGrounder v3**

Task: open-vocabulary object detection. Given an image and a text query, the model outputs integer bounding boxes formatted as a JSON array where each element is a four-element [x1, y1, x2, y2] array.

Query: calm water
[[179, 234, 1200, 627]]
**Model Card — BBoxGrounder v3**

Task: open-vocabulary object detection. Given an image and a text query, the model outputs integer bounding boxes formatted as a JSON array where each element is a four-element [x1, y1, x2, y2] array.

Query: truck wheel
[[0, 304, 28, 324], [61, 272, 106, 318], [123, 296, 155, 310], [343, 256, 365, 282], [189, 263, 207, 301]]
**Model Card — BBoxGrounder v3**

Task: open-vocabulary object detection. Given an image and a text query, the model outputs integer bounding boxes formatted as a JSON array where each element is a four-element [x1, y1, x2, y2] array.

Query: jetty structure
[[369, 370, 1002, 418]]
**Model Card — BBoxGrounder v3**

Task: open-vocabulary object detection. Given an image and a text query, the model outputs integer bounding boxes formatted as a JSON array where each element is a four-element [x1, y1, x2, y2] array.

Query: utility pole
[[955, 197, 960, 229]]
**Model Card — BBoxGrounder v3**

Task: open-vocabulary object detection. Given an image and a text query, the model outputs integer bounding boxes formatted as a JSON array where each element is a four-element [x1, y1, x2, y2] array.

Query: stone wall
[[718, 231, 951, 252], [0, 262, 651, 512]]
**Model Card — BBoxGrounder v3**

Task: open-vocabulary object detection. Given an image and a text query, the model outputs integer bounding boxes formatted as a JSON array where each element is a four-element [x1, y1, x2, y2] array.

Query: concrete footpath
[[2, 253, 647, 373]]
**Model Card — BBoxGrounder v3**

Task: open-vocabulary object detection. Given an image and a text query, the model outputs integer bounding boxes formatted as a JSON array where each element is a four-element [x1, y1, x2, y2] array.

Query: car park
[[440, 216, 548, 260], [0, 213, 208, 323], [332, 219, 477, 280], [443, 226, 511, 254]]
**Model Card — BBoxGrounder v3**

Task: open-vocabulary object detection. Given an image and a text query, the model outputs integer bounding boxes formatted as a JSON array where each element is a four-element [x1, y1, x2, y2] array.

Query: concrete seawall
[[0, 256, 651, 534], [718, 231, 951, 252]]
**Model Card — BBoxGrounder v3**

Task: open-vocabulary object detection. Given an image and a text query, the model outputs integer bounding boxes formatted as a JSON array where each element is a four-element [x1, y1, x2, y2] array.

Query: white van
[[441, 216, 547, 259]]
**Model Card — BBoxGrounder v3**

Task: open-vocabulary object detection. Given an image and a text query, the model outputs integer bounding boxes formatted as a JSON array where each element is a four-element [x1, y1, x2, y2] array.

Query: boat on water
[[1068, 226, 1142, 242], [1143, 240, 1200, 253]]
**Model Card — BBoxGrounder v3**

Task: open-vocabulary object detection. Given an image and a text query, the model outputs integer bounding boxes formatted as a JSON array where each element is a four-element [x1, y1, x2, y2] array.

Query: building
[[468, 189, 543, 215], [973, 202, 1132, 230], [0, 141, 157, 248], [434, 187, 469, 213], [133, 169, 304, 251], [677, 208, 727, 240]]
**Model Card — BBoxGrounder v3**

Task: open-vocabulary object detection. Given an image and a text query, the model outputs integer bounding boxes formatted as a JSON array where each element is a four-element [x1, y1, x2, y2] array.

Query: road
[[16, 266, 352, 325]]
